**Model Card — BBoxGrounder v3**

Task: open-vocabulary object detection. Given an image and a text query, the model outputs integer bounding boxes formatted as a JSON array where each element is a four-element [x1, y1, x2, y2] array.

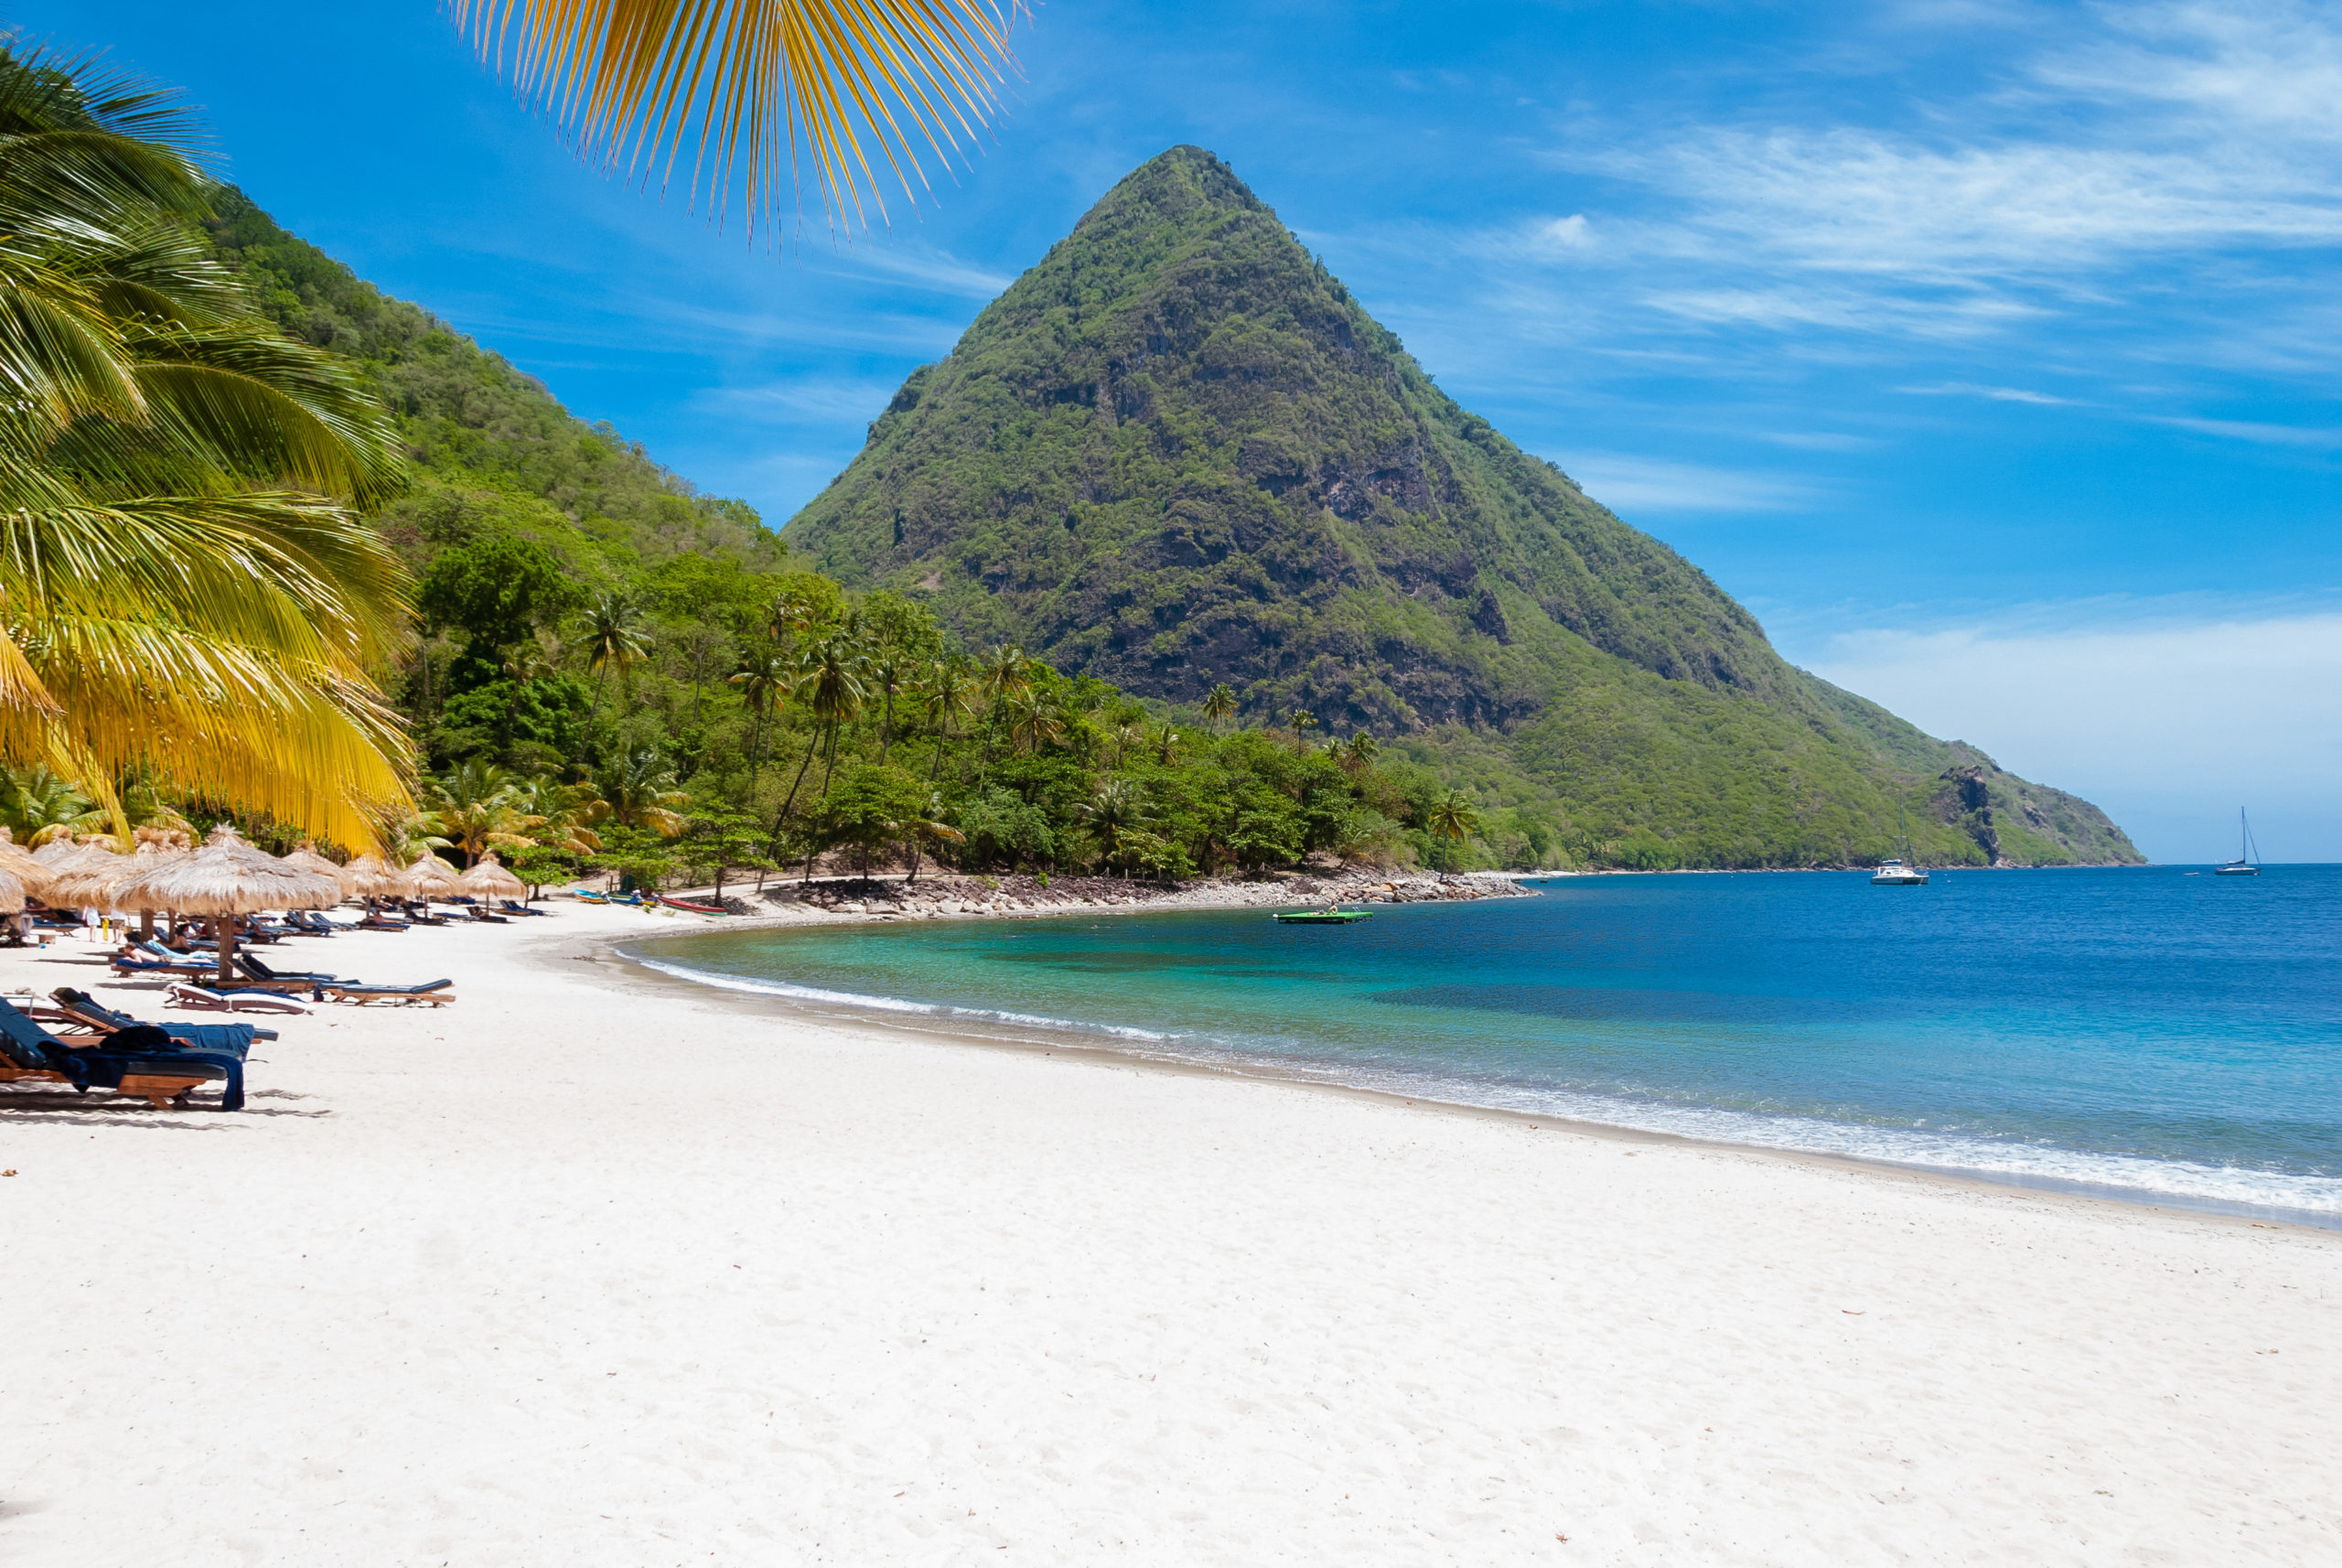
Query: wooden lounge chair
[[232, 953, 340, 991], [496, 901, 550, 917], [0, 996, 247, 1111], [456, 905, 510, 924], [316, 978, 455, 1007], [112, 940, 216, 978], [48, 988, 275, 1049], [167, 982, 312, 1015]]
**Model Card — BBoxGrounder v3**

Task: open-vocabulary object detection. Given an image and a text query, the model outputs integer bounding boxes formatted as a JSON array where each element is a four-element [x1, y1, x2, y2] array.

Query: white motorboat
[[1873, 803, 1929, 885]]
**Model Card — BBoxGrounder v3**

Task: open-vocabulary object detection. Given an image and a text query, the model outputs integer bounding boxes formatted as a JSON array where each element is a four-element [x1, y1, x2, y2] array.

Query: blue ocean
[[628, 866, 2342, 1224]]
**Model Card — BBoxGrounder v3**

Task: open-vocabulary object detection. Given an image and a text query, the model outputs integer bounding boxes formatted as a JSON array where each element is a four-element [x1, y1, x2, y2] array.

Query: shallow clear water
[[628, 866, 2342, 1223]]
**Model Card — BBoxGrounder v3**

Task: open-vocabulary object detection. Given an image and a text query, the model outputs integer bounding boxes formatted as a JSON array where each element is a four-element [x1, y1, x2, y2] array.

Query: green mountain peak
[[787, 146, 2142, 868]]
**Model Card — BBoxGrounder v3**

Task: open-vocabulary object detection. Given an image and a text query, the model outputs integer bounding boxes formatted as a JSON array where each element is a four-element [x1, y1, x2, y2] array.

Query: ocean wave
[[630, 950, 2342, 1226]]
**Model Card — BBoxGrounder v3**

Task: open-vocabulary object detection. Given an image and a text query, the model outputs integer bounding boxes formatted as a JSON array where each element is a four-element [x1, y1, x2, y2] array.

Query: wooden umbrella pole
[[215, 918, 234, 985]]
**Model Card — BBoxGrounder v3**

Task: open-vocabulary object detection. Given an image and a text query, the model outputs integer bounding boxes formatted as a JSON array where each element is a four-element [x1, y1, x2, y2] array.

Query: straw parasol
[[282, 842, 347, 883], [338, 853, 414, 904], [459, 853, 526, 903], [43, 843, 145, 910], [404, 854, 460, 901], [32, 834, 84, 865], [0, 866, 24, 916], [0, 828, 54, 900], [112, 826, 342, 983], [34, 841, 126, 910]]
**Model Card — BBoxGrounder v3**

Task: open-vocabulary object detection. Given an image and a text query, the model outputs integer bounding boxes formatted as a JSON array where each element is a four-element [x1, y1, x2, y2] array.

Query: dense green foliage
[[196, 166, 2137, 876]]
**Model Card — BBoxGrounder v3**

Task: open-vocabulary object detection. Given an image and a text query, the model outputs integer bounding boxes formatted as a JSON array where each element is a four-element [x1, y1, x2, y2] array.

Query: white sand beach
[[3, 904, 2337, 1566]]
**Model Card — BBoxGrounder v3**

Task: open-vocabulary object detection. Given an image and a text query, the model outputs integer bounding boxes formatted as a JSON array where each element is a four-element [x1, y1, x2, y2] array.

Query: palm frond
[[453, 0, 1023, 239]]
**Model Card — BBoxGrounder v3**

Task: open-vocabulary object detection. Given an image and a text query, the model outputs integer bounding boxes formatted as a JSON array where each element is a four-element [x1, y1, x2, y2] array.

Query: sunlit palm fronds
[[0, 47, 416, 846], [452, 0, 1024, 239]]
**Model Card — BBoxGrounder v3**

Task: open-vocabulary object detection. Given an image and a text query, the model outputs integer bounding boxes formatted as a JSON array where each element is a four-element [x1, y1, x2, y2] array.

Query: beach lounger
[[356, 912, 413, 931], [456, 905, 510, 924], [0, 996, 246, 1111], [234, 953, 341, 989], [167, 982, 312, 1016], [287, 910, 350, 935], [49, 989, 274, 1049], [495, 901, 549, 917], [112, 942, 215, 979], [316, 978, 455, 1006]]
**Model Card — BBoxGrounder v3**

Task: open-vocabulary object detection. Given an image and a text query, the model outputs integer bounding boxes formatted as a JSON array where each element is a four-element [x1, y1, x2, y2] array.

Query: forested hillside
[[787, 147, 2142, 868], [186, 174, 2139, 875]]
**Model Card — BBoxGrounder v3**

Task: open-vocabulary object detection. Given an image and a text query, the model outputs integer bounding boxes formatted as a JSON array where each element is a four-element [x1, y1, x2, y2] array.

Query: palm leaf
[[454, 0, 1022, 238]]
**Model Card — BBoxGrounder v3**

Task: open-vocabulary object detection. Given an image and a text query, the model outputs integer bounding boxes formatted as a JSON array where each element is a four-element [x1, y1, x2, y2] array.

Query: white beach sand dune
[[1, 906, 2336, 1565]]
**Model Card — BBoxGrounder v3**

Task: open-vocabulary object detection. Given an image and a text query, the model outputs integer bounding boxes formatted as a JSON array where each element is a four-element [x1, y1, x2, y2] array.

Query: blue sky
[[27, 1, 2341, 861]]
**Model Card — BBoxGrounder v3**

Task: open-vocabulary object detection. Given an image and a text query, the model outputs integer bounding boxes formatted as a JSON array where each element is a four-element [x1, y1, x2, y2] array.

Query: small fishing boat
[[1273, 905, 1373, 925], [1872, 804, 1929, 886], [658, 893, 730, 915], [2214, 809, 2261, 876]]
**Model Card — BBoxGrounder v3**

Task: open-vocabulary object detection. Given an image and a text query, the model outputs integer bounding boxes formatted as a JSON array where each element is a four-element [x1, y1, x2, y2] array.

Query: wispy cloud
[[1898, 381, 2083, 405], [1555, 453, 1821, 513]]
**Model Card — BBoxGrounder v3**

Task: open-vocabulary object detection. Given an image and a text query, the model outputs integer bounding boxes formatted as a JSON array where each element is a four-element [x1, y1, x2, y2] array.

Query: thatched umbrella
[[0, 866, 25, 916], [0, 829, 54, 901], [112, 826, 342, 983], [405, 854, 460, 905], [44, 843, 141, 910], [35, 841, 126, 913], [339, 853, 413, 904], [460, 853, 526, 904], [33, 834, 87, 866], [282, 842, 347, 886]]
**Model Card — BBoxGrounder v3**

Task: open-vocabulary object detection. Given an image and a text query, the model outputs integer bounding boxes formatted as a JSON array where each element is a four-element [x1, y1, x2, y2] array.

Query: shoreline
[[586, 916, 2342, 1237], [6, 901, 2337, 1563]]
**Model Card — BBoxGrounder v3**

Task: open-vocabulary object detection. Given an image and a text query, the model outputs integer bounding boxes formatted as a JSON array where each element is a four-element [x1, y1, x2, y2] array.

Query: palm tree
[[973, 643, 1032, 782], [898, 791, 966, 885], [913, 659, 981, 788], [0, 766, 103, 846], [0, 49, 414, 848], [728, 648, 793, 783], [1425, 789, 1480, 881], [579, 591, 651, 723], [593, 750, 691, 835], [1109, 723, 1141, 768], [775, 635, 867, 840], [506, 776, 607, 855], [1080, 778, 1140, 862], [455, 1, 1024, 242], [866, 648, 911, 762], [1151, 723, 1182, 767], [422, 762, 544, 865], [1342, 731, 1380, 771], [1202, 682, 1237, 734], [1004, 690, 1067, 757], [1288, 708, 1318, 756]]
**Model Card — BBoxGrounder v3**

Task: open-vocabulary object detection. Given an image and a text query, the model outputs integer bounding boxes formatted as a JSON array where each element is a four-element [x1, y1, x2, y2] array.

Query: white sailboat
[[1873, 804, 1929, 886], [2214, 809, 2261, 876]]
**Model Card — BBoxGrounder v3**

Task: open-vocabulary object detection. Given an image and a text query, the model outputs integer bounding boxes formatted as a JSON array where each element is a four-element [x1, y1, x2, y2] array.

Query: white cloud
[[1898, 381, 2083, 405], [1803, 605, 2342, 862], [1557, 453, 1820, 513]]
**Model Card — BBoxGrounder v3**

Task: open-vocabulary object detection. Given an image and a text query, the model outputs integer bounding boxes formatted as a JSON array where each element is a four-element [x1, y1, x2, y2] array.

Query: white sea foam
[[632, 952, 2342, 1226]]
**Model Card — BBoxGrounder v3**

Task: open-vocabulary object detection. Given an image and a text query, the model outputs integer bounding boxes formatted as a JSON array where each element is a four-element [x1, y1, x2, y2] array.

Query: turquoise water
[[628, 867, 2342, 1223]]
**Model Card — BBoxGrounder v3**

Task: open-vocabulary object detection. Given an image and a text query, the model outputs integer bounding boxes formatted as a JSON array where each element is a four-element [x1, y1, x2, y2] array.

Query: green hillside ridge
[[784, 146, 2140, 869], [203, 170, 2133, 872]]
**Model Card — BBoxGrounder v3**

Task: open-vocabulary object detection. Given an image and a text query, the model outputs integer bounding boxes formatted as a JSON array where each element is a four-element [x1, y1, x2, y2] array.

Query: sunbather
[[0, 996, 246, 1111]]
